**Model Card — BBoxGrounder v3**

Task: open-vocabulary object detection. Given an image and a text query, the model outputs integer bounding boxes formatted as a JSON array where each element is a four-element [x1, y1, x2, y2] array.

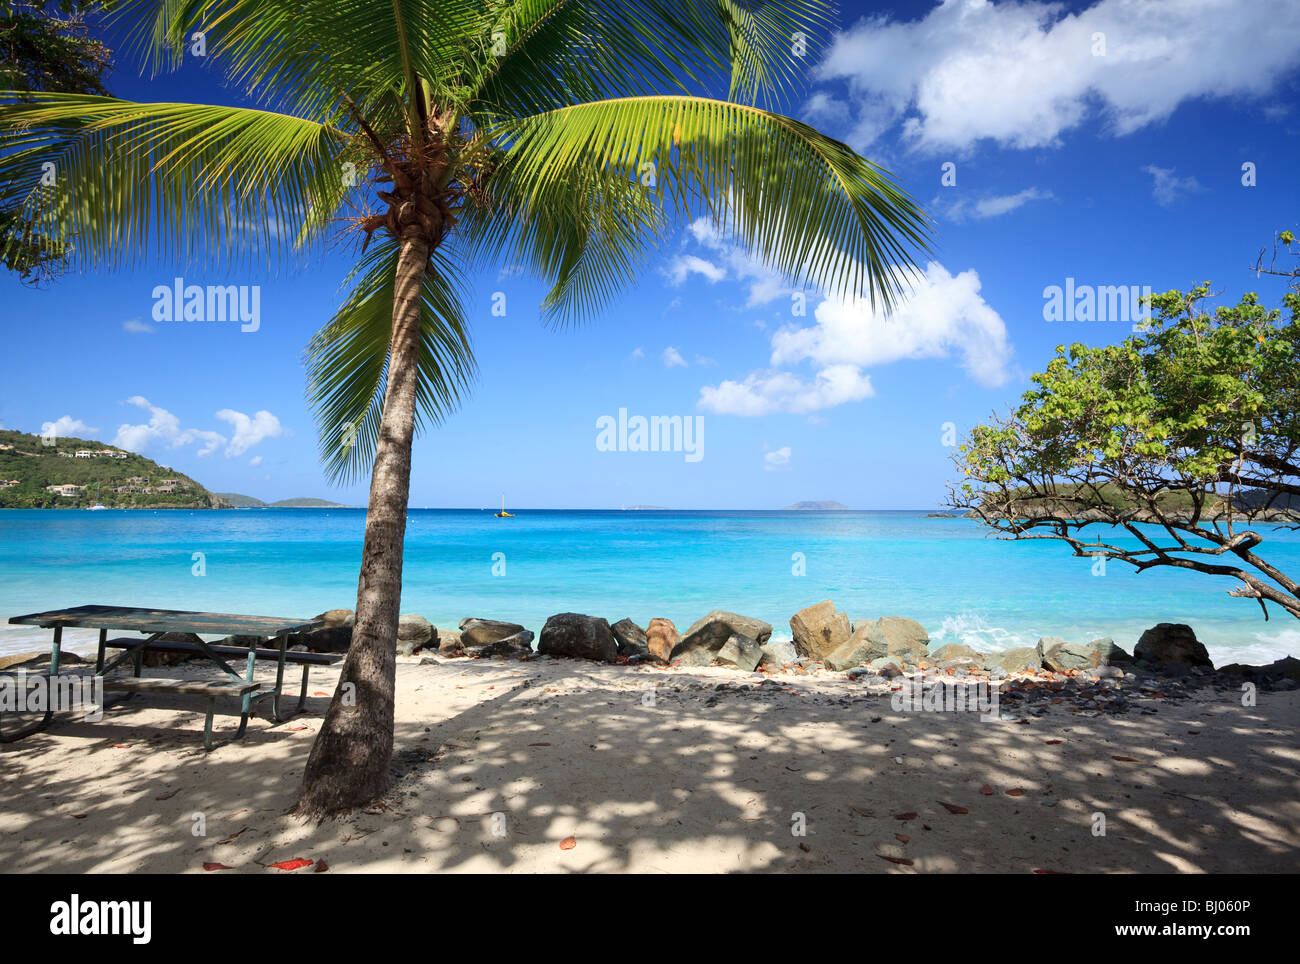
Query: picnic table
[[1, 605, 337, 749]]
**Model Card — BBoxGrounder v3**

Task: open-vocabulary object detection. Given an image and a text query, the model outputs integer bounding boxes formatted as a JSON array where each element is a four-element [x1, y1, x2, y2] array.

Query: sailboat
[[86, 481, 107, 510], [494, 494, 514, 518]]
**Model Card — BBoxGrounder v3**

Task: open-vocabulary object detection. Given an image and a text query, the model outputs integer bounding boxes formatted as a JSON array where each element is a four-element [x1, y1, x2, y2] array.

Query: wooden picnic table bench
[[2, 605, 336, 750]]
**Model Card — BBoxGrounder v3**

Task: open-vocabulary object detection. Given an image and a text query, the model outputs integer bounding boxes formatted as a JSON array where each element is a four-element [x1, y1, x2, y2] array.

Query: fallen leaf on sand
[[112, 744, 131, 749], [155, 789, 180, 801], [878, 855, 914, 866], [202, 862, 233, 871], [559, 836, 577, 851], [1033, 868, 1068, 874], [313, 691, 328, 696], [938, 800, 969, 815], [895, 833, 910, 844], [69, 813, 86, 819], [979, 785, 995, 796], [269, 858, 314, 871], [314, 860, 330, 873], [1006, 788, 1025, 797], [1112, 756, 1138, 762], [286, 725, 308, 732], [217, 827, 249, 845], [1045, 739, 1063, 745], [893, 812, 917, 821], [528, 742, 551, 747]]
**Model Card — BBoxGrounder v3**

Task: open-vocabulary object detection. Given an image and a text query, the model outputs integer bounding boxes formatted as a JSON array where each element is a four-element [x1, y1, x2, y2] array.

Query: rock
[[758, 638, 799, 670], [1218, 655, 1300, 684], [832, 617, 930, 667], [397, 613, 434, 655], [467, 629, 534, 659], [1039, 636, 1132, 672], [313, 609, 354, 629], [296, 624, 352, 653], [985, 647, 1041, 672], [714, 633, 764, 671], [538, 613, 618, 662], [684, 610, 773, 645], [610, 618, 650, 658], [825, 624, 881, 672], [851, 618, 874, 635], [789, 600, 851, 660], [929, 643, 984, 662], [868, 655, 904, 679], [437, 630, 465, 655], [1134, 624, 1212, 675], [143, 632, 205, 666], [0, 650, 86, 671], [645, 618, 678, 664], [672, 611, 771, 665], [459, 618, 526, 649]]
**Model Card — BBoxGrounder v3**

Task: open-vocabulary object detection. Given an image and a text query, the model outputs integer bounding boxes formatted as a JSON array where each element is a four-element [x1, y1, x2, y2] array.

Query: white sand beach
[[2, 653, 1297, 873]]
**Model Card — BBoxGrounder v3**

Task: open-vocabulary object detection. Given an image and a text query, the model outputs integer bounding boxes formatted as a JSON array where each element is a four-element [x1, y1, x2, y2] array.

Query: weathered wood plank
[[8, 605, 321, 636], [102, 678, 262, 697], [101, 637, 340, 665]]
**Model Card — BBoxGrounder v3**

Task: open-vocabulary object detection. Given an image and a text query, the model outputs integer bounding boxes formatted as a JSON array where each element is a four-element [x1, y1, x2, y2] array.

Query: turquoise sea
[[1, 508, 1297, 666]]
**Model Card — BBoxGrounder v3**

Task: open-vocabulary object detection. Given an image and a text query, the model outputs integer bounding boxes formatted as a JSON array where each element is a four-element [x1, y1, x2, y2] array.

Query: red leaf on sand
[[1112, 756, 1138, 762], [1045, 739, 1063, 745], [938, 800, 969, 815], [528, 742, 551, 747], [1006, 788, 1025, 797], [893, 812, 917, 821], [878, 855, 914, 866], [1033, 868, 1069, 874], [286, 725, 308, 732], [313, 691, 328, 697], [895, 833, 910, 844], [979, 785, 995, 796], [203, 862, 233, 871], [314, 860, 330, 873], [70, 813, 86, 819], [559, 836, 577, 851], [112, 744, 131, 749], [269, 858, 313, 871]]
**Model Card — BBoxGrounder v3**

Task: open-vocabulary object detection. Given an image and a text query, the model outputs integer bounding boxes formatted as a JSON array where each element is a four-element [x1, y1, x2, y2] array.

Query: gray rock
[[467, 629, 534, 659], [684, 610, 773, 645], [929, 643, 985, 662], [610, 618, 650, 658], [436, 630, 464, 655], [789, 600, 851, 660], [714, 633, 764, 671], [758, 638, 799, 670], [1040, 636, 1133, 672], [1134, 624, 1213, 675], [397, 613, 434, 655], [825, 624, 882, 671], [459, 618, 526, 648], [833, 617, 929, 668], [538, 613, 618, 662], [313, 609, 354, 629], [296, 625, 352, 654], [985, 647, 1041, 672]]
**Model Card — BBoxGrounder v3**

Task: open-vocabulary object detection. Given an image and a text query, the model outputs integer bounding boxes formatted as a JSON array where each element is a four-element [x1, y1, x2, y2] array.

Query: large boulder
[[672, 611, 772, 666], [789, 600, 851, 660], [759, 638, 799, 671], [1134, 624, 1212, 675], [683, 611, 773, 645], [867, 617, 930, 665], [930, 643, 984, 662], [397, 613, 434, 655], [437, 629, 465, 655], [645, 618, 679, 663], [538, 613, 618, 662], [460, 617, 527, 649], [610, 618, 650, 658], [714, 633, 764, 671], [313, 609, 354, 629], [984, 647, 1042, 673], [1039, 636, 1132, 672], [468, 629, 534, 659], [825, 624, 881, 671]]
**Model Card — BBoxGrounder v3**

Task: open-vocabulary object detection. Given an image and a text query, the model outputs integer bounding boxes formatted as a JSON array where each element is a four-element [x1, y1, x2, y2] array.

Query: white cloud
[[41, 415, 99, 440], [215, 409, 285, 457], [122, 318, 155, 334], [666, 254, 726, 285], [816, 0, 1300, 153], [629, 347, 645, 360], [771, 262, 1013, 389], [764, 446, 792, 471], [248, 455, 263, 467], [113, 397, 225, 456], [1143, 164, 1204, 207], [935, 187, 1054, 222], [662, 346, 688, 368], [699, 365, 876, 416]]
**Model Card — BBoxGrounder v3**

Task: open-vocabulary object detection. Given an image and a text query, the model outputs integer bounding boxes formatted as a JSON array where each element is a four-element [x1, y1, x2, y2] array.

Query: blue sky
[[3, 0, 1299, 508]]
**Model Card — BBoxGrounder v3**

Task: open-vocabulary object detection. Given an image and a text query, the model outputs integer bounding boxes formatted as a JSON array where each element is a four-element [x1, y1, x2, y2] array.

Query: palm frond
[[487, 95, 932, 311], [306, 241, 476, 483], [0, 92, 352, 269]]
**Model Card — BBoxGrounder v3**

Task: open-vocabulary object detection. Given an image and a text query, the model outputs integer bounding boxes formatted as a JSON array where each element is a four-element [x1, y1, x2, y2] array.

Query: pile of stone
[[297, 603, 1298, 689]]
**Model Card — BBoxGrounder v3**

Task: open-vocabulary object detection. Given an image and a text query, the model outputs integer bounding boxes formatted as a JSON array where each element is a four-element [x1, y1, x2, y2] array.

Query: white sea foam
[[930, 612, 1032, 651]]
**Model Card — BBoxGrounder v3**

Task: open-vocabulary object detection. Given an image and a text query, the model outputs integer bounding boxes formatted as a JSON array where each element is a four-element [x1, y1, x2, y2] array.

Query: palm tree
[[0, 0, 931, 815]]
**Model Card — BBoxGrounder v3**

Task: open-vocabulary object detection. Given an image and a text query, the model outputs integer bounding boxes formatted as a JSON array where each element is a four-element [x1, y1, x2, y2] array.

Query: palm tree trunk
[[295, 233, 428, 817]]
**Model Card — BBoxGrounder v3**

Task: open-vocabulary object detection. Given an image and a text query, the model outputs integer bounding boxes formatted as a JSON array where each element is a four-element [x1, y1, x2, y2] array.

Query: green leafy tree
[[0, 0, 931, 815], [950, 229, 1300, 621], [1, 0, 111, 281]]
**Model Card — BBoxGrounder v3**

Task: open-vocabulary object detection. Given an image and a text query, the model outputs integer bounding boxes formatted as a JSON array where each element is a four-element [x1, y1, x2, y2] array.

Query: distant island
[[216, 493, 349, 508], [624, 505, 669, 510], [783, 500, 851, 510], [0, 430, 222, 509]]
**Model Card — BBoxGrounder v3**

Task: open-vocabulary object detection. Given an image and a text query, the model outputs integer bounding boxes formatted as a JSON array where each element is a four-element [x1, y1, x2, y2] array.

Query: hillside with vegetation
[[0, 429, 225, 508], [216, 492, 347, 508]]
